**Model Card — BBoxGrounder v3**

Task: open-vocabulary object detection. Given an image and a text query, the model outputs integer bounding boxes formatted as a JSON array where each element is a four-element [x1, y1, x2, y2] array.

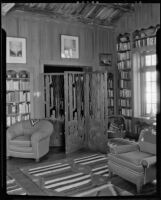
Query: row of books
[[118, 60, 131, 70], [116, 42, 131, 51], [19, 103, 31, 114], [117, 51, 130, 61], [133, 36, 156, 48], [6, 92, 30, 102], [107, 79, 113, 88], [7, 80, 30, 91], [7, 114, 30, 127], [7, 103, 30, 115], [120, 108, 132, 117], [108, 89, 114, 97], [120, 71, 131, 79], [108, 99, 114, 106], [119, 99, 132, 107], [120, 80, 131, 89], [120, 89, 132, 98]]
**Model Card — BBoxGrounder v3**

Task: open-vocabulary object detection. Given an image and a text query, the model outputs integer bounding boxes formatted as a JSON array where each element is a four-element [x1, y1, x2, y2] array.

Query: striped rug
[[21, 153, 133, 196], [7, 174, 27, 195]]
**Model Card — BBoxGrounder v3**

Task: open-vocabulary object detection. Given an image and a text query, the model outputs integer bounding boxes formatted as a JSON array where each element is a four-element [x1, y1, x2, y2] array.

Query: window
[[140, 52, 157, 116]]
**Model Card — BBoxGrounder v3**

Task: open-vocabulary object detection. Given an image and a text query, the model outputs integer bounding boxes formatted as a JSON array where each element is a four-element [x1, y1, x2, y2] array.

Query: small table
[[107, 138, 135, 154]]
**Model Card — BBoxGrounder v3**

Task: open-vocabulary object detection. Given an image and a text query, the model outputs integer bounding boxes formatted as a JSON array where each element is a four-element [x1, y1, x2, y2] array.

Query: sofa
[[7, 119, 53, 162], [108, 127, 156, 193]]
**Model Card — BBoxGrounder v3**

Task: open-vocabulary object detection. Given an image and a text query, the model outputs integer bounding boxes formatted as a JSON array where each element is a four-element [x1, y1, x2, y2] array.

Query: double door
[[43, 71, 108, 154]]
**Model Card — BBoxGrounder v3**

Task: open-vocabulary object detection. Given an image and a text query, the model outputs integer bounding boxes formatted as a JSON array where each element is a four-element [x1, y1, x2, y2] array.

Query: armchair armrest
[[7, 129, 22, 141], [110, 143, 139, 154], [141, 156, 156, 168]]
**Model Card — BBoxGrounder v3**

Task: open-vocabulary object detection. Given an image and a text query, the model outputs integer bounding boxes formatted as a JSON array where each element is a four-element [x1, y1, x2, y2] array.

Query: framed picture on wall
[[61, 35, 79, 59], [7, 37, 26, 63], [99, 53, 112, 66]]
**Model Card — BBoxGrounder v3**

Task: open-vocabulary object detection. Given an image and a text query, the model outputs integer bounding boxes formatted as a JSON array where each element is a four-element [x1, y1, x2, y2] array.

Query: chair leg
[[35, 158, 39, 162], [136, 183, 142, 194], [109, 170, 113, 178]]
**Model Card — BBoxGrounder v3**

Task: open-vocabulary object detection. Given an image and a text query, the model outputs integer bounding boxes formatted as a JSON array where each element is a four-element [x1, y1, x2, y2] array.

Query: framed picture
[[61, 35, 79, 59], [99, 53, 112, 66], [7, 37, 26, 63]]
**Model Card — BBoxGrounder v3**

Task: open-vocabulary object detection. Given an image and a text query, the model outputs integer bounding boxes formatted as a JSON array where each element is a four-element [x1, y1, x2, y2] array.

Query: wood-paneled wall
[[115, 3, 160, 34], [2, 11, 115, 118]]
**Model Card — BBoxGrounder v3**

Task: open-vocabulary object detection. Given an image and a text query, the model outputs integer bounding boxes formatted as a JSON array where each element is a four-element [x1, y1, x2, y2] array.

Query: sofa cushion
[[10, 135, 31, 147], [108, 151, 152, 173]]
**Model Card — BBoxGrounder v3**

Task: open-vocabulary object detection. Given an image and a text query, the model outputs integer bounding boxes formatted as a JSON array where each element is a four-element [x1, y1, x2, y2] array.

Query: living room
[[1, 2, 160, 198]]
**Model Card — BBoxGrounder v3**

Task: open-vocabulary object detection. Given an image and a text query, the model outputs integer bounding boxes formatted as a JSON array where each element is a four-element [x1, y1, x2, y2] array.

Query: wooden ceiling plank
[[84, 5, 97, 18], [2, 3, 15, 16]]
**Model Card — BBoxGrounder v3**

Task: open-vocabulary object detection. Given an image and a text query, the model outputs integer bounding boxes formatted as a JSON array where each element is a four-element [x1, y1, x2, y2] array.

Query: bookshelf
[[6, 70, 31, 127], [107, 72, 114, 115], [116, 33, 132, 132], [116, 24, 159, 134]]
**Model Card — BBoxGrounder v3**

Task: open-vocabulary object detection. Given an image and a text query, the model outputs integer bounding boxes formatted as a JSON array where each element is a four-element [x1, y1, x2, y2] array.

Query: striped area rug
[[7, 174, 27, 195], [21, 153, 132, 196]]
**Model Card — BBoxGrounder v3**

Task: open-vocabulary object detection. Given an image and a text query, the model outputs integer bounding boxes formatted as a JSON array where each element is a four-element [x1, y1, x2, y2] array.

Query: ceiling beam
[[13, 5, 114, 28], [2, 3, 15, 16], [98, 3, 134, 12]]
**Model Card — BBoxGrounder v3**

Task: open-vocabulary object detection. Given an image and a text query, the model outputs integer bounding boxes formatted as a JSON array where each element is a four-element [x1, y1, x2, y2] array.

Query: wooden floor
[[7, 147, 156, 196]]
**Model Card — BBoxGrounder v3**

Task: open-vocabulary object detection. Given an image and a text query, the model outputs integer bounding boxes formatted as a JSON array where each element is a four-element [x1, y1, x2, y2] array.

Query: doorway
[[42, 66, 108, 154], [43, 65, 91, 151]]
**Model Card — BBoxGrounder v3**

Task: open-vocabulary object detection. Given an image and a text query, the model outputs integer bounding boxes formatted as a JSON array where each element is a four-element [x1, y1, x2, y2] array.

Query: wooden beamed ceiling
[[2, 3, 135, 28]]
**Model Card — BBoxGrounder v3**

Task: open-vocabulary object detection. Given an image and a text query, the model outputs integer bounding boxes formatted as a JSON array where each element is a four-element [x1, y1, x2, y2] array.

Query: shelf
[[7, 90, 30, 92], [7, 101, 30, 104], [7, 77, 30, 80], [6, 70, 31, 127], [132, 44, 156, 53]]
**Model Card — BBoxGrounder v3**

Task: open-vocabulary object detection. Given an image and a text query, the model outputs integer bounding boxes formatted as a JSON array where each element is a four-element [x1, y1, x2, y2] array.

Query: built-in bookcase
[[107, 72, 114, 115], [116, 33, 132, 132], [6, 70, 31, 127], [116, 24, 159, 134]]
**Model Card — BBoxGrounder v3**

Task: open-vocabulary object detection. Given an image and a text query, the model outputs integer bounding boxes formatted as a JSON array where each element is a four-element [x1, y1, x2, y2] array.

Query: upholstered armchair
[[108, 127, 156, 193], [7, 119, 53, 162]]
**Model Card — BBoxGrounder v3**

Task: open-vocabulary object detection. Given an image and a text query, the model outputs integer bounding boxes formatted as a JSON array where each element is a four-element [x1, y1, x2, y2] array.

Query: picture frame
[[99, 53, 112, 66], [7, 37, 26, 63], [61, 35, 79, 59]]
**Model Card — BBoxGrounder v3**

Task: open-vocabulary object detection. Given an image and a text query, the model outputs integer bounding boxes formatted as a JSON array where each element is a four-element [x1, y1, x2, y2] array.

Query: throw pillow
[[30, 119, 40, 126]]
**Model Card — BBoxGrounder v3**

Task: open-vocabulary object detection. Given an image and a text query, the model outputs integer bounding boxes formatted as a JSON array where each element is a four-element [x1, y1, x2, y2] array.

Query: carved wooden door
[[64, 72, 86, 154], [64, 71, 108, 154], [84, 71, 108, 153]]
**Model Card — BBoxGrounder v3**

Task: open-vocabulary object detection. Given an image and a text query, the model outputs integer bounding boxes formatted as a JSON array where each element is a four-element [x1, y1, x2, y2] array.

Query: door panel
[[64, 72, 85, 154], [85, 72, 108, 153], [64, 71, 108, 154]]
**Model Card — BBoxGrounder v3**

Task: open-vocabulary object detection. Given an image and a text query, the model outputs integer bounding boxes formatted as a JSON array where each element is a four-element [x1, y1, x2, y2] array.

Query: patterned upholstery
[[107, 115, 126, 139], [108, 127, 156, 193]]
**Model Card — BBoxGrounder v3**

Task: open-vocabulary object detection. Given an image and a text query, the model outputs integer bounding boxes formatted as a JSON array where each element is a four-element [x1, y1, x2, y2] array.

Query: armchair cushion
[[9, 145, 33, 153], [110, 143, 139, 154], [141, 156, 156, 168], [108, 152, 144, 173], [9, 135, 31, 147], [117, 151, 152, 166], [108, 151, 152, 173]]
